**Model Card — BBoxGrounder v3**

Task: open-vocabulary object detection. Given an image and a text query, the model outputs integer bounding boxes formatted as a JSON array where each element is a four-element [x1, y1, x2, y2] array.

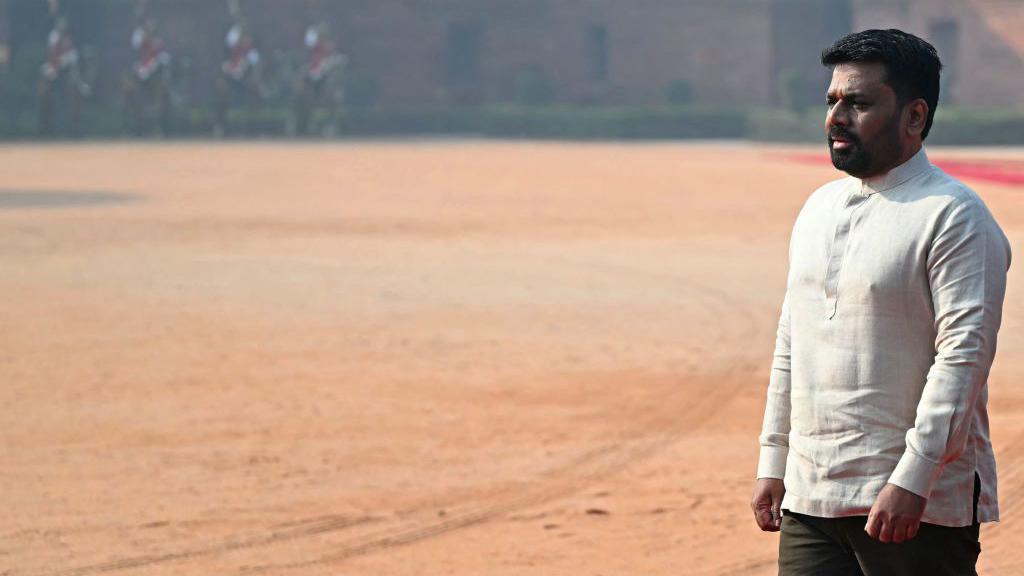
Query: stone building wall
[[853, 0, 1024, 109], [2, 0, 1022, 110]]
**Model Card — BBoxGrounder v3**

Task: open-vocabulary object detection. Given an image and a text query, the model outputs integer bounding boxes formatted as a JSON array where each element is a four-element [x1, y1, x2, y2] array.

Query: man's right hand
[[750, 478, 786, 532]]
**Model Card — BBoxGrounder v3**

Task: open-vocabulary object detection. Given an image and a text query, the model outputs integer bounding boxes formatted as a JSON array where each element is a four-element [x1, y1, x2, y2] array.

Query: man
[[124, 16, 172, 135], [131, 18, 171, 85], [750, 29, 1010, 575], [304, 22, 345, 86], [221, 18, 260, 83], [294, 21, 347, 135], [214, 5, 264, 136], [38, 14, 86, 135]]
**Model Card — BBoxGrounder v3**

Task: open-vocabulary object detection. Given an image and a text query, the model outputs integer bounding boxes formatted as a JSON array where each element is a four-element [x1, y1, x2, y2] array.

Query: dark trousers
[[778, 474, 981, 576]]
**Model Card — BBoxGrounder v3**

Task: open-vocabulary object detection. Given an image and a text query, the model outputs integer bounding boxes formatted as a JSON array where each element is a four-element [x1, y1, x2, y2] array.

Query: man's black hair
[[821, 29, 943, 139]]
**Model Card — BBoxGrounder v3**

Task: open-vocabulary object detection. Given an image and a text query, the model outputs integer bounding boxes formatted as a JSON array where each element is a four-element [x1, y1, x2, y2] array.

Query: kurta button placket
[[824, 184, 871, 319]]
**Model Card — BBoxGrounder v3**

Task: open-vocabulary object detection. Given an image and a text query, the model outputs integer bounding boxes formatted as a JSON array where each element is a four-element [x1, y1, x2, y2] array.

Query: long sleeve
[[757, 291, 792, 479], [887, 199, 1011, 498]]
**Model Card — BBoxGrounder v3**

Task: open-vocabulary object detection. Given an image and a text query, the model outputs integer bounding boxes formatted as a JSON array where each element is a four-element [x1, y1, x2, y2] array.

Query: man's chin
[[829, 146, 850, 166], [829, 147, 867, 175]]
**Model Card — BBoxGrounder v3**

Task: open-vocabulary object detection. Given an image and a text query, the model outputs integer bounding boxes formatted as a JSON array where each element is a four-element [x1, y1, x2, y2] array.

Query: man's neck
[[892, 142, 924, 171], [859, 144, 930, 194], [863, 142, 923, 180]]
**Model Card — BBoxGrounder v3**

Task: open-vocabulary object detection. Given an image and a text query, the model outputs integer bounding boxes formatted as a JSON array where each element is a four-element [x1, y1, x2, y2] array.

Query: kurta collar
[[860, 147, 931, 195]]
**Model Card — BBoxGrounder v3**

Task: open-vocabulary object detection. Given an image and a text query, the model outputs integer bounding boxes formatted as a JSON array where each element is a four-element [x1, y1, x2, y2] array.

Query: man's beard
[[828, 113, 902, 179], [828, 129, 870, 176]]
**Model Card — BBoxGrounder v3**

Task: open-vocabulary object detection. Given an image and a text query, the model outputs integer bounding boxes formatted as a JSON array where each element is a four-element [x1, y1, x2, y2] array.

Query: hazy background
[[2, 0, 1024, 142]]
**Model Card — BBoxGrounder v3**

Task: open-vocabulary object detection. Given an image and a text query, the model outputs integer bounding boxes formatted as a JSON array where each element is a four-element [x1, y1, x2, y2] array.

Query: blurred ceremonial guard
[[123, 2, 172, 136], [214, 0, 264, 136], [38, 0, 88, 136], [293, 21, 347, 136]]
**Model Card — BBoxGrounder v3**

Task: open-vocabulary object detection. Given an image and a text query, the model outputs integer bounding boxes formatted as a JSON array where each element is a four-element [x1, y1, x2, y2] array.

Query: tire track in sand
[[236, 255, 769, 574], [44, 516, 375, 576], [43, 255, 766, 576]]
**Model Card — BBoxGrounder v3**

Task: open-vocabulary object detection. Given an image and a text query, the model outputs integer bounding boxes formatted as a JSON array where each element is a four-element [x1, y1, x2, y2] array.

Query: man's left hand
[[865, 483, 927, 543]]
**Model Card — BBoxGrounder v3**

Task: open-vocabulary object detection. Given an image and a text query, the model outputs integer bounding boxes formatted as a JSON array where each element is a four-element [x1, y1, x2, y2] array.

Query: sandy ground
[[0, 141, 1021, 575]]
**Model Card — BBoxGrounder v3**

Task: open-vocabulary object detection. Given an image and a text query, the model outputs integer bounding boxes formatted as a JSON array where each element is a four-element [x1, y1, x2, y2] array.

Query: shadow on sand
[[0, 190, 141, 209]]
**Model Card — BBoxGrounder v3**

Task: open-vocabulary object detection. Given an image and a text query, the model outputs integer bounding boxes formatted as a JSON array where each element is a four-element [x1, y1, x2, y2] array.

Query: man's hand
[[865, 483, 927, 543], [751, 478, 785, 532]]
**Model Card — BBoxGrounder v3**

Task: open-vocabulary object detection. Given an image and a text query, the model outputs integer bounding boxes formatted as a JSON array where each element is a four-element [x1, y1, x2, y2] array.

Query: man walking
[[751, 29, 1011, 575]]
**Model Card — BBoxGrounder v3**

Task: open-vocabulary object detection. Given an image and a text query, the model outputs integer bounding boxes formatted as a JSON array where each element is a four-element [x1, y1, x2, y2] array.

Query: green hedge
[[2, 103, 1024, 144], [927, 109, 1024, 146], [0, 104, 751, 140], [747, 109, 825, 142], [341, 105, 749, 139], [746, 107, 1024, 145]]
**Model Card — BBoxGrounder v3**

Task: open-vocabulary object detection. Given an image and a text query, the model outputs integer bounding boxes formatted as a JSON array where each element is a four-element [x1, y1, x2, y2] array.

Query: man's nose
[[827, 103, 851, 128]]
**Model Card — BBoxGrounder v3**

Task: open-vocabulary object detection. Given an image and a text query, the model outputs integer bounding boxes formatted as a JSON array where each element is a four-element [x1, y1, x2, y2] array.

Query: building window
[[585, 24, 608, 82], [445, 21, 482, 88]]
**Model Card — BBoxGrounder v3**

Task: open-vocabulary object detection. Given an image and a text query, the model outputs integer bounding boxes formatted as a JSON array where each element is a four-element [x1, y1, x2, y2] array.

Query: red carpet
[[784, 153, 1024, 187]]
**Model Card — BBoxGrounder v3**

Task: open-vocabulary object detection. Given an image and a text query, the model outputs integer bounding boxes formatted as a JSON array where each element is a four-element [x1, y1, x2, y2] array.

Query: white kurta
[[757, 147, 1011, 527]]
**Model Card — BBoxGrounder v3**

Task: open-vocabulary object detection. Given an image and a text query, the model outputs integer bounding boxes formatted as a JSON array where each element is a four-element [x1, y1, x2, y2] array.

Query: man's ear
[[905, 99, 929, 137]]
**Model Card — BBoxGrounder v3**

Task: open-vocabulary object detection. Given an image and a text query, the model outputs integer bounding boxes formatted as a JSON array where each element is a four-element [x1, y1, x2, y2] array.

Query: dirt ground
[[1, 141, 1022, 575]]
